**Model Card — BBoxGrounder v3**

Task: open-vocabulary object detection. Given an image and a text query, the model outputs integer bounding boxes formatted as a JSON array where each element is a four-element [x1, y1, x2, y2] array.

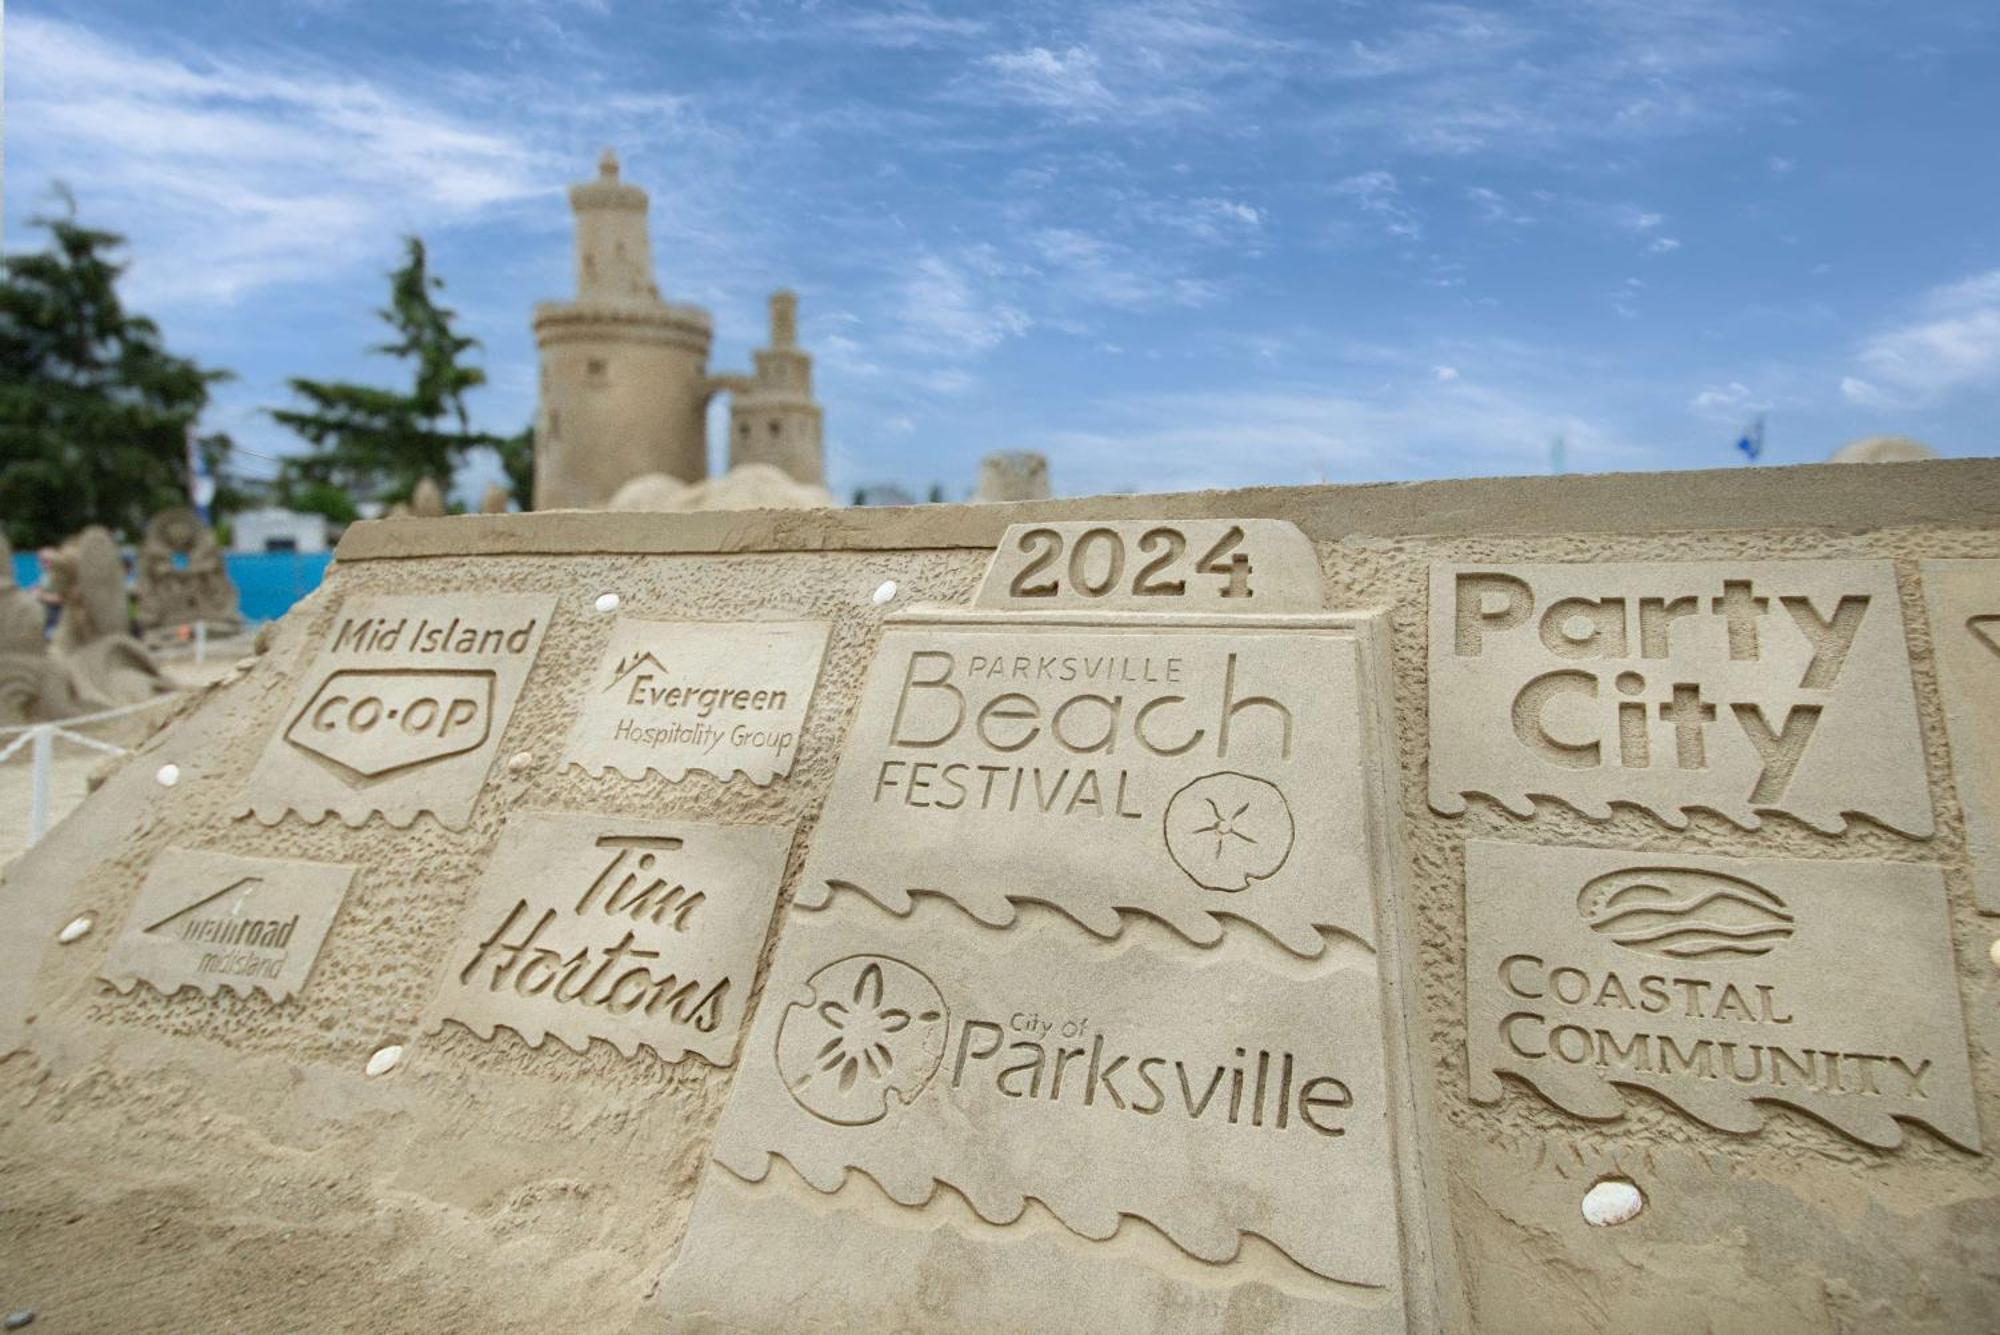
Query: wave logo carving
[[1577, 865, 1795, 961], [286, 668, 496, 780], [776, 955, 947, 1126], [1162, 771, 1295, 892]]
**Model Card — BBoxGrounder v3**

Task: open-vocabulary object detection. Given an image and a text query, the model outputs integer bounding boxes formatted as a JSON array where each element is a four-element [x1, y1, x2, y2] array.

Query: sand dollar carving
[[1162, 771, 1295, 892], [776, 955, 947, 1126], [1576, 865, 1795, 961]]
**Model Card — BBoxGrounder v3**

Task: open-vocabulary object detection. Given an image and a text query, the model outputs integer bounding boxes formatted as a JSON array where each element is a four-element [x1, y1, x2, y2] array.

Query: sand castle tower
[[719, 291, 825, 485], [532, 149, 715, 509]]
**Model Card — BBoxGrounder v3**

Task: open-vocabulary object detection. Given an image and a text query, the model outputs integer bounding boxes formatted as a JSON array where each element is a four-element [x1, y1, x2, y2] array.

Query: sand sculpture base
[[2, 460, 1997, 1333]]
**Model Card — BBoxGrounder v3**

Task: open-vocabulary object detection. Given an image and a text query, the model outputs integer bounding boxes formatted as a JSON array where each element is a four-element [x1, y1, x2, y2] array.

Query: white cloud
[[1849, 268, 2000, 405], [1031, 228, 1220, 310], [1465, 186, 1531, 226], [1332, 170, 1422, 240], [1433, 365, 1461, 382], [1767, 154, 1795, 175], [1688, 381, 1767, 423], [976, 46, 1119, 117], [9, 14, 555, 306], [897, 253, 1032, 355], [1648, 236, 1683, 253]]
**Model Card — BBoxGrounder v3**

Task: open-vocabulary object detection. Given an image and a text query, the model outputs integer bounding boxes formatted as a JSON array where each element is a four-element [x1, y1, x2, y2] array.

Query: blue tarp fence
[[10, 550, 332, 624]]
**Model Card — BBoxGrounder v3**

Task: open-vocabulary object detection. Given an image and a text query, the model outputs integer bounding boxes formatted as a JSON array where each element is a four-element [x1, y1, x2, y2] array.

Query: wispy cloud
[[10, 14, 555, 305], [1332, 170, 1422, 240], [1845, 269, 2000, 407]]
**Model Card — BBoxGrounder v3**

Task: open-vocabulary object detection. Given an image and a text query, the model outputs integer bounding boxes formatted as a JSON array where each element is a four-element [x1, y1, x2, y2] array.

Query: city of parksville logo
[[775, 955, 948, 1126]]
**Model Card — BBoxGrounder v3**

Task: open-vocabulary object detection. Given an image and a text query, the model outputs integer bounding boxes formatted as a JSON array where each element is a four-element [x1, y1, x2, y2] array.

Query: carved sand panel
[[243, 593, 555, 828], [1922, 560, 2000, 913], [795, 608, 1390, 956], [562, 618, 829, 784], [1465, 840, 1978, 1150], [974, 519, 1326, 612], [690, 893, 1411, 1318], [421, 812, 791, 1065], [100, 848, 354, 1003], [1429, 560, 1932, 834]]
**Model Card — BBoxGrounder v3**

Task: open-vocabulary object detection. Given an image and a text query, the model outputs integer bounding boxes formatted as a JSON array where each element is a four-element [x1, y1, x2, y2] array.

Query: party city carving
[[1429, 561, 1933, 834]]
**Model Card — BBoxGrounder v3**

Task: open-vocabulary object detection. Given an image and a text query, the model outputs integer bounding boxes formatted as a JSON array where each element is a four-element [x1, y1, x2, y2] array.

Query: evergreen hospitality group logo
[[776, 955, 948, 1126]]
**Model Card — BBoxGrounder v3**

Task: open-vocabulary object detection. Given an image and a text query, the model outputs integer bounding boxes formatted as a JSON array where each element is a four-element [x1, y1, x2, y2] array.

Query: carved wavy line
[[566, 759, 786, 786], [239, 801, 464, 833], [423, 1013, 727, 1068], [1482, 1068, 1979, 1155], [809, 879, 1378, 966], [722, 1148, 1392, 1301], [102, 973, 297, 1006], [1437, 787, 1933, 839]]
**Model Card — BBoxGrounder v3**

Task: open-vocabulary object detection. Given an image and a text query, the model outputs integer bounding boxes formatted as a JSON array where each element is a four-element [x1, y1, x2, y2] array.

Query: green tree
[[493, 423, 536, 511], [0, 191, 234, 548], [272, 237, 495, 505]]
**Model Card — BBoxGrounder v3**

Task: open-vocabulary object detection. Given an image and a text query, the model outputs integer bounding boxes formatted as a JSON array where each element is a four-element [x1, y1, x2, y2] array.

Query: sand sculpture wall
[[1, 459, 1997, 1332]]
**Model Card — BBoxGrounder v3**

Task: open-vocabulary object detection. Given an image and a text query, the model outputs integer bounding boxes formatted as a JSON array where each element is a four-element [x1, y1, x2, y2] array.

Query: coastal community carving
[[562, 618, 830, 784], [99, 848, 355, 1003], [1428, 560, 1933, 834], [1464, 841, 1978, 1150], [242, 593, 554, 828], [422, 812, 792, 1065]]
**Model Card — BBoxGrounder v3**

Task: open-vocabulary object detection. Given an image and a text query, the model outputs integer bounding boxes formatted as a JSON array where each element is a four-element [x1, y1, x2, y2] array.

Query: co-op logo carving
[[1576, 865, 1795, 961], [777, 955, 949, 1126], [286, 669, 496, 780]]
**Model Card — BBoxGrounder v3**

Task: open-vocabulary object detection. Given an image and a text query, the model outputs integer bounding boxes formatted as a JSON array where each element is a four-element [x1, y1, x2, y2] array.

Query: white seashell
[[1581, 1178, 1645, 1227], [871, 580, 898, 606], [594, 593, 620, 613], [57, 915, 93, 944], [506, 751, 534, 773], [155, 763, 181, 787], [365, 1045, 403, 1078], [1989, 938, 2000, 969]]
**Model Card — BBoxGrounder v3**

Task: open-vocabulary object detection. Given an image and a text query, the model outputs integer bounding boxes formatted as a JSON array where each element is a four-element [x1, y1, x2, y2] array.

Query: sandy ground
[[0, 655, 239, 871]]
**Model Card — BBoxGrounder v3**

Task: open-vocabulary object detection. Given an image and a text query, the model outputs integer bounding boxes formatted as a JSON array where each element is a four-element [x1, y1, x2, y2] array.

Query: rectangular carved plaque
[[561, 618, 829, 784], [101, 848, 354, 1002], [1429, 560, 1933, 834], [974, 519, 1326, 612], [794, 608, 1389, 957], [243, 593, 555, 829], [654, 604, 1455, 1332], [421, 811, 791, 1065], [1465, 840, 1978, 1150], [1922, 560, 2000, 913]]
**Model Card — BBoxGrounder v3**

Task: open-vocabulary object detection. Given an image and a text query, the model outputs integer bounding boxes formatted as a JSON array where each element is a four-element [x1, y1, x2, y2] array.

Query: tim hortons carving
[[1465, 840, 1978, 1150], [703, 893, 1413, 1301], [421, 812, 791, 1065], [794, 608, 1398, 956], [242, 594, 554, 828], [562, 618, 829, 784], [974, 519, 1326, 613], [100, 848, 354, 1002], [1922, 560, 2000, 913], [1428, 560, 1933, 834]]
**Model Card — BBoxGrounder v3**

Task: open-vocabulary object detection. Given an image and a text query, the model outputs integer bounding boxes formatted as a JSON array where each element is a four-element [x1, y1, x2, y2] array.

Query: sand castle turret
[[532, 149, 715, 508], [719, 290, 825, 486]]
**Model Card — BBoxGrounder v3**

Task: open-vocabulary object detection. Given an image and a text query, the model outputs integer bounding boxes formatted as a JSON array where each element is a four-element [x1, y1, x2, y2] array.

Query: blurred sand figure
[[42, 528, 172, 708]]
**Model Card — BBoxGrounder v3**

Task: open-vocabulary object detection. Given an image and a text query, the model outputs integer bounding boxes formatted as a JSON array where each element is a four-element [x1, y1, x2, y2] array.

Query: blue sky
[[7, 1, 1998, 502]]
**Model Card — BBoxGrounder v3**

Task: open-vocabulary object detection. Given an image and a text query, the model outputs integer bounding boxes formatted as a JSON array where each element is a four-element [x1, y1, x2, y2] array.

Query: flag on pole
[[186, 421, 216, 522], [1735, 415, 1766, 463]]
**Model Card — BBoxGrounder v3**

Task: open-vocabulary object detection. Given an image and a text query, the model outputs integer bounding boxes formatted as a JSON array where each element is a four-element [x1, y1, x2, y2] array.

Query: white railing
[[0, 694, 182, 849]]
